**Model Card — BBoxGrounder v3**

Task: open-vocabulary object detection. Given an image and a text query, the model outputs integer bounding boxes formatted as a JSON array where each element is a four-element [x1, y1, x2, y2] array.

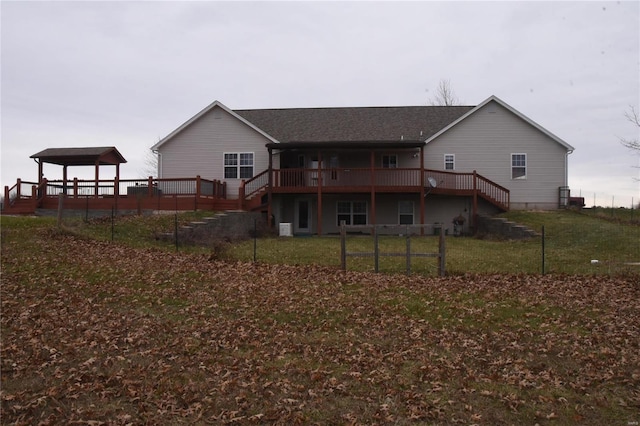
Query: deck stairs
[[1, 198, 38, 215]]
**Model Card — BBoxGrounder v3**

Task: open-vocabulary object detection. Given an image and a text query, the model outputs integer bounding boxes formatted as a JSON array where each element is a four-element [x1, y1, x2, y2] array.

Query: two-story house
[[151, 96, 574, 235]]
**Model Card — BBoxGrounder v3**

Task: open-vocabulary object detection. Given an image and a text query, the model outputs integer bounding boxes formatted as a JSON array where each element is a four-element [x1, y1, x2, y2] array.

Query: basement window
[[337, 201, 368, 225], [398, 201, 414, 225]]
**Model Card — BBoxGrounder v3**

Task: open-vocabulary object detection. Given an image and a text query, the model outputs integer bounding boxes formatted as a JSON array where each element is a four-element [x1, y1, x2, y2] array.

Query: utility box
[[279, 223, 293, 237]]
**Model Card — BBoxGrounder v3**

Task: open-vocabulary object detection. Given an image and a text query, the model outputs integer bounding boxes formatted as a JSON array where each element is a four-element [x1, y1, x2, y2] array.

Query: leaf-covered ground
[[1, 226, 639, 425]]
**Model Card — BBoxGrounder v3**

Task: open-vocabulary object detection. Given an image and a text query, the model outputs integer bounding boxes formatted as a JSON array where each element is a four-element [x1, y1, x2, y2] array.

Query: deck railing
[[423, 169, 510, 210], [242, 167, 510, 210], [3, 169, 509, 213], [35, 176, 226, 199], [2, 176, 227, 213]]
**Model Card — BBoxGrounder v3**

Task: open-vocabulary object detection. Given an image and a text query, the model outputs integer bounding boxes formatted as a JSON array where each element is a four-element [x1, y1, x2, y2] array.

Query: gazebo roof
[[30, 147, 127, 166]]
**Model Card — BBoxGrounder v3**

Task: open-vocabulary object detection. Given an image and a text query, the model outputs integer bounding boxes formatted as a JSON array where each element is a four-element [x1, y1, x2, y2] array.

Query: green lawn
[[226, 210, 639, 276], [33, 208, 640, 276]]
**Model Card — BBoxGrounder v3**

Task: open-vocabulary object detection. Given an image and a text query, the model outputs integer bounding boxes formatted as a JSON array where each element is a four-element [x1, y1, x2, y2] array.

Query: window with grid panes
[[224, 152, 254, 179], [511, 153, 526, 179], [398, 201, 414, 224]]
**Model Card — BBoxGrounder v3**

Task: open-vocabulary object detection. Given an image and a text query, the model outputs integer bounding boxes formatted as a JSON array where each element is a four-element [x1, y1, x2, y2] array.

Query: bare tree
[[620, 105, 640, 152], [429, 79, 460, 106], [140, 148, 159, 178]]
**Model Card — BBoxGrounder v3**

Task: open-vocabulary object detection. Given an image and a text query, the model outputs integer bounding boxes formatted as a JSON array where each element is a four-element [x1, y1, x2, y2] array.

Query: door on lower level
[[294, 199, 311, 234]]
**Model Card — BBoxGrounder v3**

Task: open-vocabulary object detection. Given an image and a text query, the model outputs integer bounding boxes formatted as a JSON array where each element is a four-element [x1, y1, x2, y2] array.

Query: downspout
[[565, 149, 573, 188], [33, 158, 43, 183]]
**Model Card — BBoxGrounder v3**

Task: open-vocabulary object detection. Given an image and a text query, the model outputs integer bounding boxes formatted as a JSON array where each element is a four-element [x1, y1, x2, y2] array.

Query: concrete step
[[477, 215, 539, 240]]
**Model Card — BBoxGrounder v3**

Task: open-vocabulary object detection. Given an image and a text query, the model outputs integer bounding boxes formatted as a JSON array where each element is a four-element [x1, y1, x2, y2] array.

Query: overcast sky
[[2, 1, 639, 206]]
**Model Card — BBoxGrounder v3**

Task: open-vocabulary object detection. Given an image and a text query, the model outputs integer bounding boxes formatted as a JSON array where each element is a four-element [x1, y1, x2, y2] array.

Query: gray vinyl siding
[[157, 106, 271, 197], [424, 100, 569, 210]]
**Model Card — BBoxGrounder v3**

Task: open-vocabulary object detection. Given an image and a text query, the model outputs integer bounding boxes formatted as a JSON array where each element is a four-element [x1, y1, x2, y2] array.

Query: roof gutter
[[265, 140, 425, 150]]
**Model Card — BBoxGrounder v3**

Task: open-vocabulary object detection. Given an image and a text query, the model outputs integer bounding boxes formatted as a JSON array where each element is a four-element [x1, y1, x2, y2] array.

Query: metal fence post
[[174, 213, 178, 252], [406, 226, 411, 275], [374, 227, 379, 273], [253, 218, 257, 263], [438, 225, 446, 277], [541, 225, 546, 275], [340, 221, 346, 271]]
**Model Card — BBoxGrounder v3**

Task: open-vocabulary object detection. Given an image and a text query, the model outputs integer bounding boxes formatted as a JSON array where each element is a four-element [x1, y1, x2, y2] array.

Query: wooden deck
[[2, 168, 509, 216], [2, 176, 232, 215]]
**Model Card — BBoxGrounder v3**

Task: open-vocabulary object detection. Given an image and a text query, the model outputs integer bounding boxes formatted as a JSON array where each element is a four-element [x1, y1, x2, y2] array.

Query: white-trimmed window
[[398, 201, 414, 225], [224, 152, 254, 179], [382, 154, 398, 168], [337, 201, 368, 225], [511, 153, 527, 180], [444, 154, 455, 171]]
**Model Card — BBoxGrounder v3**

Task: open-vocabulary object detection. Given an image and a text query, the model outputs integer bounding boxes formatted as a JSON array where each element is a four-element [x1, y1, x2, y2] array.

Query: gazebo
[[30, 147, 127, 195]]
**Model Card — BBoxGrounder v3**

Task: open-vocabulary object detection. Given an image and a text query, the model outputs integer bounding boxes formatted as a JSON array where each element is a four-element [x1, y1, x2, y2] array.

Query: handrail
[[475, 173, 510, 210], [4, 179, 39, 206], [242, 169, 269, 199]]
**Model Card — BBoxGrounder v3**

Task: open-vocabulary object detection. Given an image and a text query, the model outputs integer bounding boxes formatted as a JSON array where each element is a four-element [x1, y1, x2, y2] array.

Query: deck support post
[[62, 166, 68, 195], [94, 161, 100, 198], [472, 170, 478, 234]]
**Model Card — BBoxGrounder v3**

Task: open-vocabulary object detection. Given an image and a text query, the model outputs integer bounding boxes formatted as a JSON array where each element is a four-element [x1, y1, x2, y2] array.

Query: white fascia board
[[151, 100, 280, 151], [424, 95, 575, 152]]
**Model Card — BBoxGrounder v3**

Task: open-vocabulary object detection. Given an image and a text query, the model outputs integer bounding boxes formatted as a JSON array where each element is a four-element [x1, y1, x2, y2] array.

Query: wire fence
[[54, 205, 640, 277]]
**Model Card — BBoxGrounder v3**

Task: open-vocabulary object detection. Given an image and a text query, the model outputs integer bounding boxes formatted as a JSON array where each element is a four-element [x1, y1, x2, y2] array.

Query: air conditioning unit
[[279, 223, 293, 237]]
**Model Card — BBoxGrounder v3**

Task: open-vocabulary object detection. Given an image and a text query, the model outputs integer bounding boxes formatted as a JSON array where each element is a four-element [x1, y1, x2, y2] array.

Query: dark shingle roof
[[235, 106, 474, 143], [30, 147, 127, 166]]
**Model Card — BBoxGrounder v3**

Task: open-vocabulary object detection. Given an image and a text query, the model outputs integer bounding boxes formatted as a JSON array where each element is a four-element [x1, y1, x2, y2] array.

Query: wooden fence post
[[148, 176, 154, 197], [57, 193, 64, 227], [195, 175, 201, 211], [238, 181, 245, 210]]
